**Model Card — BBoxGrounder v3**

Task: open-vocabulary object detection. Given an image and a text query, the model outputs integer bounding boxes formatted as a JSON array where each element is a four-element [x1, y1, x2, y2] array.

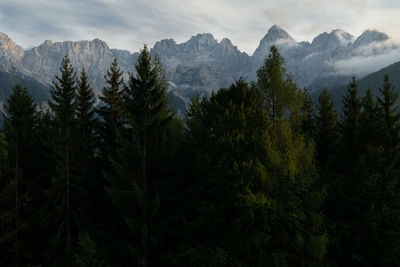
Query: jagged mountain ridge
[[0, 25, 399, 105]]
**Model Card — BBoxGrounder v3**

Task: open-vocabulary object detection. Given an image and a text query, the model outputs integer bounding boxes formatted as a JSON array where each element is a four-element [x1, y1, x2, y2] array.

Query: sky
[[1, 0, 400, 55]]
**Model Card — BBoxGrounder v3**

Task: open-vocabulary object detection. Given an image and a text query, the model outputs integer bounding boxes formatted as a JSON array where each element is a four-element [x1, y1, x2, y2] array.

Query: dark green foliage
[[105, 46, 172, 266], [2, 44, 400, 267], [178, 79, 271, 266], [0, 132, 6, 170], [47, 54, 78, 265], [323, 61, 400, 111], [315, 89, 338, 168], [377, 74, 400, 162], [301, 88, 315, 137], [1, 84, 37, 265], [97, 58, 126, 162], [74, 231, 103, 266]]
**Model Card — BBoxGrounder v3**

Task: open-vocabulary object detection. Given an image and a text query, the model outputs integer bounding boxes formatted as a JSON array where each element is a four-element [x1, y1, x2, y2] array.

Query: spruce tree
[[377, 73, 400, 162], [2, 84, 36, 266], [315, 89, 338, 168], [105, 45, 172, 266], [48, 54, 77, 265], [330, 77, 366, 265], [75, 68, 97, 231], [176, 79, 271, 266], [97, 58, 125, 163], [341, 76, 362, 153]]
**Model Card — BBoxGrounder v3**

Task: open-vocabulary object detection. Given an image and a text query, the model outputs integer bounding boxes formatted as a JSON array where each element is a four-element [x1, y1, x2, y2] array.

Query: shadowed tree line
[[0, 45, 400, 266]]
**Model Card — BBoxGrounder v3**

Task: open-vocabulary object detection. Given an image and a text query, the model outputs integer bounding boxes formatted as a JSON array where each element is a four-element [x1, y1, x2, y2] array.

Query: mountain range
[[0, 25, 400, 111]]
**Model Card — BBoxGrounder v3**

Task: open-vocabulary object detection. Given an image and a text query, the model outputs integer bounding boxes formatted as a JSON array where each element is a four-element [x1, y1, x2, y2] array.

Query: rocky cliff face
[[152, 33, 251, 100], [22, 39, 139, 94], [0, 26, 398, 105], [249, 26, 397, 91], [0, 32, 27, 74]]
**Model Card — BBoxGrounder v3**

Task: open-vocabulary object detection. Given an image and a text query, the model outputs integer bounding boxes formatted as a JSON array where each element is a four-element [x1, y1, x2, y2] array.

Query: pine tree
[[341, 76, 362, 153], [97, 58, 125, 163], [2, 84, 36, 266], [74, 69, 97, 231], [315, 89, 338, 168], [105, 46, 172, 266], [76, 68, 95, 152], [377, 73, 400, 162], [176, 79, 271, 266], [360, 89, 380, 154], [48, 54, 77, 265], [329, 77, 367, 265]]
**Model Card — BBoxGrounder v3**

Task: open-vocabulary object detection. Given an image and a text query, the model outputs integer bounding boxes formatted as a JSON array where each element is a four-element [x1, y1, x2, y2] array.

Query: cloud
[[0, 0, 400, 55], [330, 41, 400, 77]]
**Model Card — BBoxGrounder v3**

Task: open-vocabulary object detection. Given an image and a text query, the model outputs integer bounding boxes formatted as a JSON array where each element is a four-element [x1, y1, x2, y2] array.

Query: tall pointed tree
[[315, 89, 338, 168], [105, 45, 172, 266], [256, 46, 327, 266], [97, 58, 125, 163], [2, 84, 36, 266], [75, 68, 97, 230], [48, 54, 77, 264], [377, 73, 400, 162], [257, 45, 287, 124]]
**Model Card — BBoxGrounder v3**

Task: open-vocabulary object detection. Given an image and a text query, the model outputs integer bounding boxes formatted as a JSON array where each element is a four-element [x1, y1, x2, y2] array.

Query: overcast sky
[[1, 0, 399, 55]]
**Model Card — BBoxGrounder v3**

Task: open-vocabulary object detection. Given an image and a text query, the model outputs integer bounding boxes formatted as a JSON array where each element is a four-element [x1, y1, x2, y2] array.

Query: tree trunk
[[66, 137, 71, 265], [142, 129, 148, 266]]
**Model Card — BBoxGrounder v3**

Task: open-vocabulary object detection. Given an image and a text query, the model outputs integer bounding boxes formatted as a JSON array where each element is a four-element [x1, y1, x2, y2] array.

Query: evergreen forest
[[1, 45, 400, 266]]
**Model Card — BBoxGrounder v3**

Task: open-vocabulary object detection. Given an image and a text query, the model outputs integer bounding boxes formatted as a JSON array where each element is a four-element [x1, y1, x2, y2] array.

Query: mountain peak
[[152, 39, 177, 56], [0, 32, 10, 42], [262, 25, 294, 43], [192, 33, 216, 42], [0, 32, 24, 59], [219, 38, 233, 48], [311, 29, 353, 51], [354, 29, 389, 48], [185, 33, 218, 51], [43, 40, 53, 46], [331, 29, 354, 43]]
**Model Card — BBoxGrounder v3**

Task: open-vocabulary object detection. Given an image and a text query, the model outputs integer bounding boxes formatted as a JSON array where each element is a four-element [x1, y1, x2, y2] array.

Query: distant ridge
[[0, 25, 399, 114]]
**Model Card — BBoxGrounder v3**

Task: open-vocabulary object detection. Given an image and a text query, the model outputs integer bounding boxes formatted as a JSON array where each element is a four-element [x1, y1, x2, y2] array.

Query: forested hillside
[[316, 61, 400, 111], [1, 45, 400, 266]]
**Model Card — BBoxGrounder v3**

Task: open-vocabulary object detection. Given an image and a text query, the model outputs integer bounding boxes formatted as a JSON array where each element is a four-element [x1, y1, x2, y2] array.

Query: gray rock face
[[0, 32, 26, 74], [151, 33, 251, 99], [0, 26, 398, 105], [353, 30, 389, 48], [250, 27, 397, 91], [22, 39, 139, 95]]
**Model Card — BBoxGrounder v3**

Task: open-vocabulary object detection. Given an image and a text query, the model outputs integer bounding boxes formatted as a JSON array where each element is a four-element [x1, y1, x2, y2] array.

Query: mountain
[[22, 39, 139, 95], [353, 30, 389, 48], [0, 26, 399, 113], [152, 33, 251, 100], [250, 27, 397, 92]]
